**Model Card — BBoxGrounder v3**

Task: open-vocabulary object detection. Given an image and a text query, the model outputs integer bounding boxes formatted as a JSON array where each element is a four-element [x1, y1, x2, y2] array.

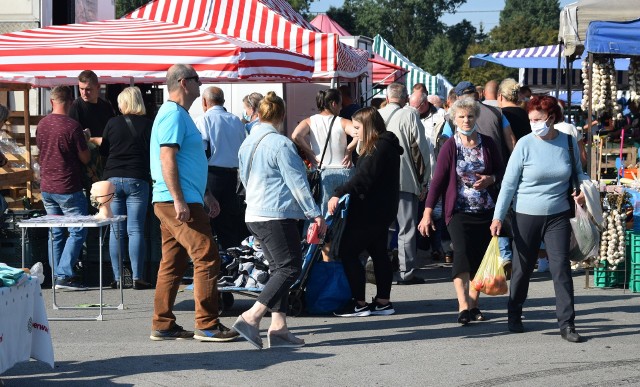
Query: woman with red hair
[[490, 96, 589, 343]]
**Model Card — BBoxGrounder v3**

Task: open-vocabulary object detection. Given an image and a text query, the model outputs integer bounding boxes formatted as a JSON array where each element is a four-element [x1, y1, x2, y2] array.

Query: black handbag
[[307, 115, 337, 203]]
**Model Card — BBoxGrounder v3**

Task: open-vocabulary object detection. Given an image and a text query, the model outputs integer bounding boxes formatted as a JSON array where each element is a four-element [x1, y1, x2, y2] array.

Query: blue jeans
[[499, 236, 513, 262], [108, 177, 149, 281], [41, 191, 88, 279]]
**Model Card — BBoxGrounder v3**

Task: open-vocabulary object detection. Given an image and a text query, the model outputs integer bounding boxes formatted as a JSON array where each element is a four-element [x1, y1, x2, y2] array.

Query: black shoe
[[508, 318, 524, 333], [334, 300, 371, 317], [560, 326, 582, 343], [457, 310, 471, 325], [150, 324, 194, 341], [444, 252, 453, 264], [369, 298, 395, 316], [396, 276, 425, 285], [469, 307, 486, 321], [133, 280, 154, 290], [194, 322, 240, 342], [110, 280, 119, 289]]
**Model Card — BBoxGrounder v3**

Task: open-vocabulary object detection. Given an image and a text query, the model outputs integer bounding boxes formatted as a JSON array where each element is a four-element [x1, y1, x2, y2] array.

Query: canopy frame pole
[[588, 52, 594, 179]]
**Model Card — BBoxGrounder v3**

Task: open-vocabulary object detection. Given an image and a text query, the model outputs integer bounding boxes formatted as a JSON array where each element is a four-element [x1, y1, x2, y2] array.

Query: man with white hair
[[379, 82, 430, 285], [195, 86, 247, 249]]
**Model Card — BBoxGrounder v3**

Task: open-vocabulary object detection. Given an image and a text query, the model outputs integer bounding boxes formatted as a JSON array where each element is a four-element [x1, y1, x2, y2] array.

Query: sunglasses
[[181, 75, 200, 83]]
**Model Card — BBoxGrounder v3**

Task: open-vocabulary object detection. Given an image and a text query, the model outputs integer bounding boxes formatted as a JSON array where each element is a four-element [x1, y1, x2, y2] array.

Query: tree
[[286, 0, 315, 14], [329, 0, 467, 67], [115, 0, 149, 18], [459, 43, 516, 86], [423, 20, 476, 82], [499, 0, 560, 29]]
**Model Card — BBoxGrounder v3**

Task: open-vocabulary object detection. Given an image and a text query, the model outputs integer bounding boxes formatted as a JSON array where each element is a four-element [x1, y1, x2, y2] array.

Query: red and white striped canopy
[[126, 0, 370, 79], [0, 18, 314, 87]]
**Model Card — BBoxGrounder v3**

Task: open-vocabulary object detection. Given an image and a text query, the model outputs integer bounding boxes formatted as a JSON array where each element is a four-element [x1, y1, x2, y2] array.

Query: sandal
[[457, 310, 471, 325], [470, 308, 486, 321]]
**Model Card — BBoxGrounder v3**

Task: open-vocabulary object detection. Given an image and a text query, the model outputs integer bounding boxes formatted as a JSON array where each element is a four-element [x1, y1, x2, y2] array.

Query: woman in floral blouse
[[418, 98, 504, 325]]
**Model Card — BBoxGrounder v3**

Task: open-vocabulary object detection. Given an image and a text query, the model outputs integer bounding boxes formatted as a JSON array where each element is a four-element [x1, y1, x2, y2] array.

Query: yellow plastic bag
[[471, 236, 508, 296]]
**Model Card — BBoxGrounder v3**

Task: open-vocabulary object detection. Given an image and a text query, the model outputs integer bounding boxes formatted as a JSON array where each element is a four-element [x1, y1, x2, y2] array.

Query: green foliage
[[332, 0, 466, 66], [286, 0, 314, 14], [115, 0, 149, 18], [459, 43, 517, 86], [423, 20, 476, 81], [490, 14, 559, 50], [500, 0, 560, 29]]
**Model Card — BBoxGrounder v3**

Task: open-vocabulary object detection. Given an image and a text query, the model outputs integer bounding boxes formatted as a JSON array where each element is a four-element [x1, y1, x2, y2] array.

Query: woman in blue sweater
[[490, 96, 589, 343]]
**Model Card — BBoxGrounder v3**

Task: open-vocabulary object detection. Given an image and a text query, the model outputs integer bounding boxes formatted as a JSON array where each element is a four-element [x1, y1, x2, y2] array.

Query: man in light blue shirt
[[195, 87, 247, 249], [149, 64, 238, 343]]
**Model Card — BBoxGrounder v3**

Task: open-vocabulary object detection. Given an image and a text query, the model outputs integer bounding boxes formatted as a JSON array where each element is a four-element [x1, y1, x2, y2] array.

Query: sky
[[309, 0, 577, 31]]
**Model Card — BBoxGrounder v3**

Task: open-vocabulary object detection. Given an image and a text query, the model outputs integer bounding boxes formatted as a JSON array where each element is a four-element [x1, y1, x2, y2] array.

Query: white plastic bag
[[569, 203, 600, 260]]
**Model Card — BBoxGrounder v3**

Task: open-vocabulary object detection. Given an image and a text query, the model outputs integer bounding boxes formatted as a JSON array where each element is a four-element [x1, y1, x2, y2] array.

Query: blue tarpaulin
[[585, 18, 640, 56]]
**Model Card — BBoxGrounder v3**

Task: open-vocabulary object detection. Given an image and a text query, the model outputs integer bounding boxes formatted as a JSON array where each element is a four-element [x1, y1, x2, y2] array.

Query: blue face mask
[[456, 124, 477, 137], [243, 112, 252, 122]]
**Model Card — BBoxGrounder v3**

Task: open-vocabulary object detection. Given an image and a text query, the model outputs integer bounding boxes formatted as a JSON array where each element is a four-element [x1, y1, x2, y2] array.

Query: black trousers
[[247, 219, 302, 313], [207, 167, 245, 249], [509, 211, 575, 329], [338, 219, 393, 302]]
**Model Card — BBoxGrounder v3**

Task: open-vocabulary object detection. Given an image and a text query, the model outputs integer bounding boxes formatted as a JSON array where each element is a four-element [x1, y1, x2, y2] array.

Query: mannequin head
[[90, 181, 115, 219]]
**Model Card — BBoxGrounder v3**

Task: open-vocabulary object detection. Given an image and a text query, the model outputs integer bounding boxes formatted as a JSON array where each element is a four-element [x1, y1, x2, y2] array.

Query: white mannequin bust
[[90, 181, 116, 219]]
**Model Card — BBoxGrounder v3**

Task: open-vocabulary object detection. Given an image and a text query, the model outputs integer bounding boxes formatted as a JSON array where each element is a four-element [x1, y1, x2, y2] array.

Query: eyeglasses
[[181, 75, 200, 83]]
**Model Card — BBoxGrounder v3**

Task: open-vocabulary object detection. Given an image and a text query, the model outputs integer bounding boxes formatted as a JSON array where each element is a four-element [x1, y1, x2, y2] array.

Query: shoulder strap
[[567, 134, 581, 194], [247, 131, 275, 180], [384, 107, 402, 127], [317, 115, 337, 169], [123, 114, 149, 161]]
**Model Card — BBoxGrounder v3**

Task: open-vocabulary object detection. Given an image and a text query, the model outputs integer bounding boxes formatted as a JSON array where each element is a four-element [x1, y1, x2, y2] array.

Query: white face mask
[[530, 120, 550, 137], [456, 124, 477, 137]]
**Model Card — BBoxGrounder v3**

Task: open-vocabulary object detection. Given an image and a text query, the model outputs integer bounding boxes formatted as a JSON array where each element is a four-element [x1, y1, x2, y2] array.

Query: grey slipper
[[232, 315, 263, 349], [267, 331, 305, 348]]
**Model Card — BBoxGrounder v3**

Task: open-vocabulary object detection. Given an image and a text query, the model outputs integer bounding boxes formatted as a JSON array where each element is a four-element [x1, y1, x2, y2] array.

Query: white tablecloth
[[0, 276, 54, 374]]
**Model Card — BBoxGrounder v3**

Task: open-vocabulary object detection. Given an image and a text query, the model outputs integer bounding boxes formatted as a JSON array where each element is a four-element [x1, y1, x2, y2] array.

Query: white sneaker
[[537, 257, 549, 272]]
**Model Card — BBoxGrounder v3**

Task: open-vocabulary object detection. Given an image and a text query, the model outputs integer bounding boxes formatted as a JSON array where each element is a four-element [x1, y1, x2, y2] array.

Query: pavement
[[1, 258, 639, 387]]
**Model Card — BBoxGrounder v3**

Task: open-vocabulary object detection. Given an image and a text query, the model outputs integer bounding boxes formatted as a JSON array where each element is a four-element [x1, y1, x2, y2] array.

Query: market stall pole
[[0, 82, 32, 206]]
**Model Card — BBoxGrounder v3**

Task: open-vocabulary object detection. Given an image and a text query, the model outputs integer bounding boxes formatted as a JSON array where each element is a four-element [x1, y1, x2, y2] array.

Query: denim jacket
[[238, 123, 321, 220]]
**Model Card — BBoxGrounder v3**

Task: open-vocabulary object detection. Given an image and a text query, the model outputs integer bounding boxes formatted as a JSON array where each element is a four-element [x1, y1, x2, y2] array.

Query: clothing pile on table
[[218, 236, 270, 290], [0, 263, 27, 287]]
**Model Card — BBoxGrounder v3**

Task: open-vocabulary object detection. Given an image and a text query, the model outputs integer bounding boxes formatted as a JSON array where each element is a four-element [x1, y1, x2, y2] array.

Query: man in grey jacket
[[379, 82, 431, 284]]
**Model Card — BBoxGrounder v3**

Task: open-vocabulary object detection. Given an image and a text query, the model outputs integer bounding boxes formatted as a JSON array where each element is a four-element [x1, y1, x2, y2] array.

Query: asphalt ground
[[1, 259, 639, 387]]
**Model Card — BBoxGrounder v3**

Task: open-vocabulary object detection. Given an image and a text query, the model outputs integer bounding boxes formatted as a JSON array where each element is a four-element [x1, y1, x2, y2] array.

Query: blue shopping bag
[[305, 260, 351, 314]]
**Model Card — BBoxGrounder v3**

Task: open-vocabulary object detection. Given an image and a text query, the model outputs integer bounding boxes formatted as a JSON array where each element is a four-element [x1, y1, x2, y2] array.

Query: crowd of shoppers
[[26, 64, 589, 345]]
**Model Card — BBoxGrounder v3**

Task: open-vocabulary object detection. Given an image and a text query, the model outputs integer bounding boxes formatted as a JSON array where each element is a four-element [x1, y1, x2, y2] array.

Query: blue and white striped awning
[[373, 34, 451, 98], [469, 44, 630, 69]]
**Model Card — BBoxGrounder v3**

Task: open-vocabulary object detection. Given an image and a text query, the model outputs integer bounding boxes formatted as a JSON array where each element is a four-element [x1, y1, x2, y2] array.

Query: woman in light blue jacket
[[233, 91, 327, 350]]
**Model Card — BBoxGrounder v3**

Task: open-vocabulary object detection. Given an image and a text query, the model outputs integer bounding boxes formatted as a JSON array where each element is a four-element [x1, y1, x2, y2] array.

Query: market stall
[[578, 18, 640, 292], [126, 0, 370, 81], [372, 34, 451, 98], [310, 14, 408, 87], [0, 18, 314, 86]]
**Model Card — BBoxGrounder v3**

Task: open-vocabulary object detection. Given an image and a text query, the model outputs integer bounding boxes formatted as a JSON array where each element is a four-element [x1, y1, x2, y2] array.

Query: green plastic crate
[[630, 263, 640, 282], [629, 280, 640, 293], [627, 231, 640, 264], [594, 265, 627, 288]]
